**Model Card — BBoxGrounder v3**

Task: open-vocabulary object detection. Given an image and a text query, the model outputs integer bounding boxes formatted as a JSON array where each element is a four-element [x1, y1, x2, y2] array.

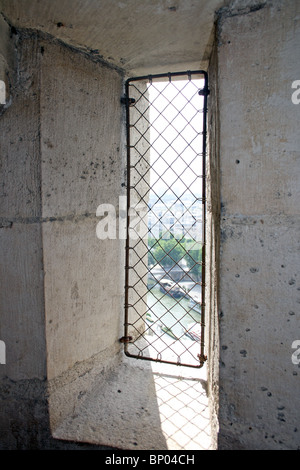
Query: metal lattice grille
[[122, 71, 209, 368]]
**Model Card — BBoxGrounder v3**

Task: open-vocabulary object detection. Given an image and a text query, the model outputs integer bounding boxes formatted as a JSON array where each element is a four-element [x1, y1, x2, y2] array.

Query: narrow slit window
[[122, 71, 209, 368]]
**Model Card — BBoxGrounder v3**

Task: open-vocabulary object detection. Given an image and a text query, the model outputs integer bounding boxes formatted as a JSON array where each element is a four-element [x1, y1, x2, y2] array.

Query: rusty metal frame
[[121, 70, 209, 368]]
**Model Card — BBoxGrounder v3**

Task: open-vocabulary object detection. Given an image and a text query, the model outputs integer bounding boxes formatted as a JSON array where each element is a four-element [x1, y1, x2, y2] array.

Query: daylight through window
[[123, 71, 209, 368]]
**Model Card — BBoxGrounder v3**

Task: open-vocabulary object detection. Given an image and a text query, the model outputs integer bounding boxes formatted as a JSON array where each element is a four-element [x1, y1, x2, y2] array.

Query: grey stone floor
[[54, 353, 212, 450]]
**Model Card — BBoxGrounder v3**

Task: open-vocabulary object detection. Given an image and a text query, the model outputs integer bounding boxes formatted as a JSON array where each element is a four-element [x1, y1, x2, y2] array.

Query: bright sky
[[148, 78, 204, 198]]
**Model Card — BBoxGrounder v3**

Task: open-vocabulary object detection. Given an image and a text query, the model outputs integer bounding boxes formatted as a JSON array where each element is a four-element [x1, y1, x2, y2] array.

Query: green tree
[[149, 237, 186, 268], [184, 245, 202, 281], [148, 234, 202, 280]]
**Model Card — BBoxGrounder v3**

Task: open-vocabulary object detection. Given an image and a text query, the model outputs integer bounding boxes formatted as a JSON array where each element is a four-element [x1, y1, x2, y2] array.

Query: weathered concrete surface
[[0, 223, 46, 381], [0, 0, 227, 75], [0, 34, 46, 382], [39, 36, 127, 439], [39, 38, 124, 380], [0, 30, 125, 448], [0, 13, 14, 107], [53, 357, 211, 451], [0, 374, 118, 449], [0, 33, 41, 220], [1, 0, 299, 452], [206, 40, 221, 450], [216, 0, 300, 450], [40, 38, 123, 218]]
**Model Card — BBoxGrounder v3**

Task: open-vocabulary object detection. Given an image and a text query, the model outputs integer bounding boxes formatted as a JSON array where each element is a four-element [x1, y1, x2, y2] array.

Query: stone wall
[[0, 28, 125, 448], [216, 0, 300, 450], [40, 37, 124, 381], [0, 0, 299, 451], [206, 39, 221, 450]]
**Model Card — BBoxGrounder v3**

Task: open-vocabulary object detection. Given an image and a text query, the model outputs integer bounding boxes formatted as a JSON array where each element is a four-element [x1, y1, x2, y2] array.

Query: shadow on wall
[[51, 354, 211, 451], [51, 358, 168, 450]]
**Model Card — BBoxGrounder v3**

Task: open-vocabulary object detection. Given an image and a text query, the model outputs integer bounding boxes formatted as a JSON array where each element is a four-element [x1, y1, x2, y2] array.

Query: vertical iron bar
[[124, 78, 131, 356], [200, 71, 209, 366]]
